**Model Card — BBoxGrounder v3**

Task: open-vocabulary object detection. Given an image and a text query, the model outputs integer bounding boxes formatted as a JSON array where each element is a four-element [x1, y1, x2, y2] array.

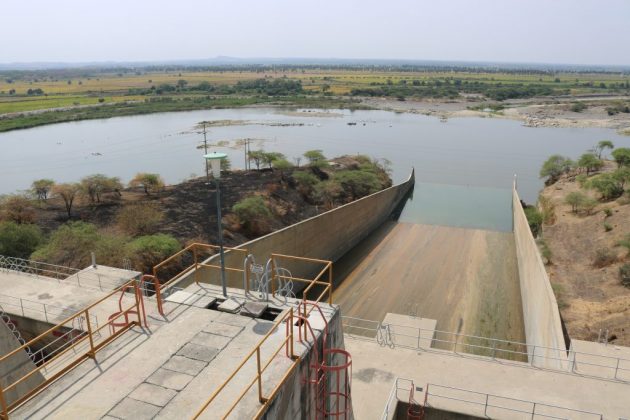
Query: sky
[[2, 0, 630, 66]]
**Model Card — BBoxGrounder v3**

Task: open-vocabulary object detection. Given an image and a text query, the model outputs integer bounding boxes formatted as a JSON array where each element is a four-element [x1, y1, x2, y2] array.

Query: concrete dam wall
[[512, 186, 568, 369], [179, 170, 415, 290]]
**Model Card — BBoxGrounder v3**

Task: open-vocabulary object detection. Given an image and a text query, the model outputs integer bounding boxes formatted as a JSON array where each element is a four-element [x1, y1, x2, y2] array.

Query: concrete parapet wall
[[178, 170, 414, 290], [512, 187, 568, 369]]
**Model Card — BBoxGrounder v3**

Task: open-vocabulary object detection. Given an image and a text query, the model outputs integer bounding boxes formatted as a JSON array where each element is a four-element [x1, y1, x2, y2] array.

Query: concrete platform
[[345, 334, 630, 419], [11, 281, 336, 419], [0, 270, 134, 327], [334, 222, 526, 347], [571, 339, 630, 382]]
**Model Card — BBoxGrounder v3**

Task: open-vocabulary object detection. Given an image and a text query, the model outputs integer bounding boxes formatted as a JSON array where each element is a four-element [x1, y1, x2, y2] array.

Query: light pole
[[204, 152, 228, 297]]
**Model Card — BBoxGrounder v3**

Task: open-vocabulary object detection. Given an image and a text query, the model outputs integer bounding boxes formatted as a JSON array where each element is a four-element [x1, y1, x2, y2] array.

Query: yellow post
[[85, 309, 96, 359], [134, 284, 142, 326], [256, 347, 264, 403], [328, 263, 333, 304], [0, 382, 8, 420], [193, 246, 198, 285], [289, 309, 294, 359]]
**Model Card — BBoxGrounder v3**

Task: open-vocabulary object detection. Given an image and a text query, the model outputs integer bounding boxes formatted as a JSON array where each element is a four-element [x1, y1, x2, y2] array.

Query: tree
[[31, 179, 55, 201], [248, 150, 265, 170], [523, 207, 543, 237], [612, 148, 630, 168], [52, 183, 81, 218], [565, 191, 587, 214], [81, 174, 122, 203], [1, 195, 36, 224], [577, 153, 603, 176], [232, 196, 273, 236], [221, 157, 231, 172], [262, 152, 285, 169], [272, 158, 292, 180], [129, 173, 164, 195], [293, 156, 302, 167], [303, 150, 328, 168], [539, 155, 573, 184], [0, 221, 43, 259], [594, 140, 614, 159]]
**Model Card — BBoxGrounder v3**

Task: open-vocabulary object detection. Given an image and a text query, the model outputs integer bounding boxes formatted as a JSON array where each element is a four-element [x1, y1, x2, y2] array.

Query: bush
[[565, 191, 587, 214], [333, 170, 381, 200], [314, 180, 344, 209], [603, 208, 613, 217], [537, 238, 552, 264], [0, 221, 43, 259], [604, 222, 613, 232], [126, 234, 181, 272], [232, 196, 273, 236], [129, 173, 164, 194], [570, 102, 586, 112], [586, 174, 624, 200], [620, 264, 630, 288], [611, 148, 630, 168], [538, 195, 556, 225], [593, 248, 617, 268], [524, 206, 543, 237], [116, 203, 164, 235], [31, 221, 132, 268]]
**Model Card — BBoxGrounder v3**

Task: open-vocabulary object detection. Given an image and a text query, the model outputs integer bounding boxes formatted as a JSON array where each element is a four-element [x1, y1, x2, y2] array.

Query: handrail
[[269, 253, 333, 318], [152, 242, 249, 292], [0, 278, 145, 418], [342, 316, 630, 383], [425, 382, 603, 419], [0, 254, 127, 291], [192, 307, 298, 419], [0, 293, 98, 327]]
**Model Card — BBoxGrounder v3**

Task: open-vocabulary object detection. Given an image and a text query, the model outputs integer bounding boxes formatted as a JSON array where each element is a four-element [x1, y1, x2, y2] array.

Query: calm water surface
[[1, 108, 628, 229]]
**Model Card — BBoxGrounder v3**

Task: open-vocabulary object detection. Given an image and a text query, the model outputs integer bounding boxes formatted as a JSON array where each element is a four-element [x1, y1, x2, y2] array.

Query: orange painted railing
[[0, 279, 146, 419]]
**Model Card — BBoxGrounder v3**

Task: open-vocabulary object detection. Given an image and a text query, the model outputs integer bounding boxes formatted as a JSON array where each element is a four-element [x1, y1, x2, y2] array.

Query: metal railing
[[0, 294, 98, 327], [192, 307, 299, 419], [425, 383, 603, 419], [152, 242, 249, 293], [341, 316, 630, 383], [0, 279, 145, 419], [0, 255, 125, 291], [269, 253, 333, 317], [381, 377, 415, 420]]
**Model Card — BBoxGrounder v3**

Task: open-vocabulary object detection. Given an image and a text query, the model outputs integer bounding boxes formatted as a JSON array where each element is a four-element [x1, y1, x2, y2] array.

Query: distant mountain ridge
[[1, 57, 629, 72]]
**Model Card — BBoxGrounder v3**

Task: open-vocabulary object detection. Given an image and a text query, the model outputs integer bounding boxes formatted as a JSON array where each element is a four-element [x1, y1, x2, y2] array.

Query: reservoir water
[[1, 108, 628, 228]]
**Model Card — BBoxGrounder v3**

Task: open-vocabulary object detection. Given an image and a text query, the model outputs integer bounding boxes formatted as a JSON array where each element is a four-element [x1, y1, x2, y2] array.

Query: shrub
[[570, 102, 586, 112], [620, 264, 630, 288], [618, 235, 630, 253], [0, 195, 36, 224], [586, 174, 624, 200], [604, 222, 613, 232], [537, 238, 552, 265], [611, 147, 630, 167], [314, 180, 343, 209], [303, 150, 329, 168], [524, 206, 543, 237], [575, 173, 588, 187], [116, 203, 164, 235], [32, 222, 129, 267], [232, 196, 273, 236], [603, 208, 613, 217], [0, 221, 43, 259], [593, 247, 617, 268], [538, 195, 556, 225], [333, 170, 381, 200], [126, 234, 181, 272]]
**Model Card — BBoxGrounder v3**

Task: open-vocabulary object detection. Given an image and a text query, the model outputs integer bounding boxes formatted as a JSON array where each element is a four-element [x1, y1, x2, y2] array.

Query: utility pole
[[202, 123, 209, 180]]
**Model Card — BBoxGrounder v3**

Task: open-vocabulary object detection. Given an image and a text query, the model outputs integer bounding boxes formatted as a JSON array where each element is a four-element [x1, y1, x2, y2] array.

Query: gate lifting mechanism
[[297, 302, 352, 419]]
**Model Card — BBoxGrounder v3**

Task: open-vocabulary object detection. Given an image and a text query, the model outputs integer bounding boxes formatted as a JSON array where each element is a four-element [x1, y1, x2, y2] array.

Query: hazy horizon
[[2, 0, 630, 67]]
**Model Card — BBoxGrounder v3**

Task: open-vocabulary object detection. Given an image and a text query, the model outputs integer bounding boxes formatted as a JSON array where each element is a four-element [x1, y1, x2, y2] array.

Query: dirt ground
[[362, 95, 630, 134], [333, 221, 525, 349], [540, 164, 630, 346]]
